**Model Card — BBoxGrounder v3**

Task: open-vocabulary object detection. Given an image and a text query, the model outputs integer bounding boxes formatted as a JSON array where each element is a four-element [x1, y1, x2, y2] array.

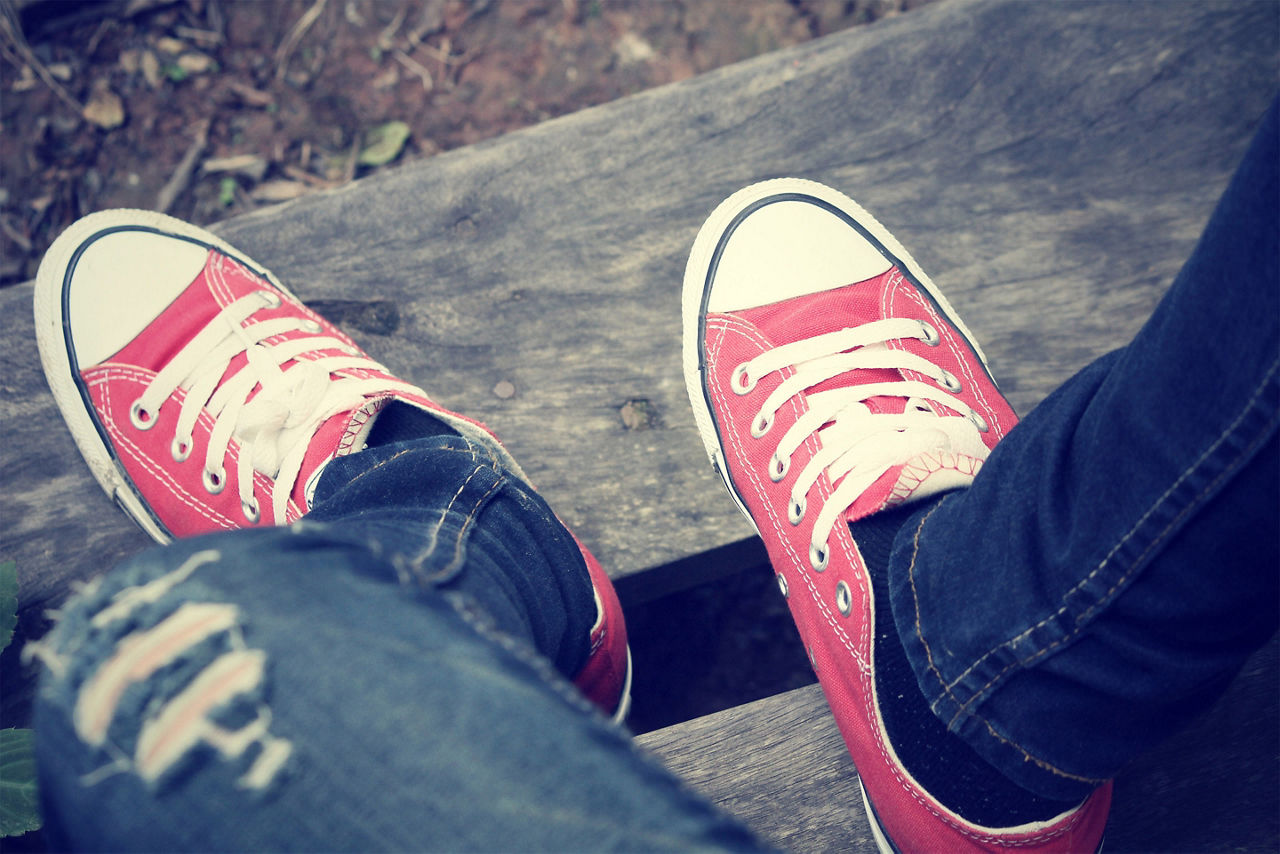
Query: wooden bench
[[2, 0, 1276, 849]]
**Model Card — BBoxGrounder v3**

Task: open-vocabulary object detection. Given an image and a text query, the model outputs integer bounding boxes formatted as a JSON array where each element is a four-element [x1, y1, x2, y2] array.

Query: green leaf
[[0, 560, 16, 654], [357, 120, 411, 167], [0, 728, 40, 838], [219, 176, 238, 208]]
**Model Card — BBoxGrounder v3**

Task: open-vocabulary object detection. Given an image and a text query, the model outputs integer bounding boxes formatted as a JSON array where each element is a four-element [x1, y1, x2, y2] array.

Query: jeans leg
[[306, 432, 597, 680], [887, 97, 1280, 800], [33, 531, 763, 852]]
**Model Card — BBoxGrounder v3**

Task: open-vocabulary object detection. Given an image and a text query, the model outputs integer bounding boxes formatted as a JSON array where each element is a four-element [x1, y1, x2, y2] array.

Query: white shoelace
[[734, 317, 989, 570], [128, 290, 422, 524]]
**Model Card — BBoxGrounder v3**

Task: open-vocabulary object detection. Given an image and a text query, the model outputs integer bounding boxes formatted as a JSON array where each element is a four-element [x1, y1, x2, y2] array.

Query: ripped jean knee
[[32, 541, 294, 801]]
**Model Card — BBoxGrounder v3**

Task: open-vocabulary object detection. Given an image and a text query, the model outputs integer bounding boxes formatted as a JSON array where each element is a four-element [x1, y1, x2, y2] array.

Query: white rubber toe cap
[[705, 194, 893, 314], [66, 227, 209, 367]]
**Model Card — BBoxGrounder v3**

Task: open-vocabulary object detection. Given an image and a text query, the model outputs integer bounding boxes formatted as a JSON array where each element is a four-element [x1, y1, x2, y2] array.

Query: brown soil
[[1, 0, 929, 286]]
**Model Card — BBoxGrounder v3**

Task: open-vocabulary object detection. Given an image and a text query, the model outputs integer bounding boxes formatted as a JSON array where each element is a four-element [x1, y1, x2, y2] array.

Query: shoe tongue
[[294, 398, 387, 513], [841, 420, 991, 523]]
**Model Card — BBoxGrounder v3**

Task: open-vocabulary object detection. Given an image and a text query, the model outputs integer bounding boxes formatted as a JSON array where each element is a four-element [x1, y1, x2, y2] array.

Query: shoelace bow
[[732, 316, 989, 570], [128, 290, 421, 524]]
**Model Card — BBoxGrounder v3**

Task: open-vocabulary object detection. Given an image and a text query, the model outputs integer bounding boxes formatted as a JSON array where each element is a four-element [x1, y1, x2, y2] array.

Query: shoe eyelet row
[[129, 400, 157, 431], [809, 542, 829, 572], [259, 290, 282, 309], [937, 370, 963, 394], [202, 467, 227, 495], [788, 495, 806, 525], [918, 320, 941, 346], [835, 580, 852, 616], [731, 363, 756, 395], [241, 497, 261, 523], [776, 572, 789, 599], [170, 435, 192, 463], [751, 412, 773, 439], [967, 410, 990, 433], [769, 452, 789, 482]]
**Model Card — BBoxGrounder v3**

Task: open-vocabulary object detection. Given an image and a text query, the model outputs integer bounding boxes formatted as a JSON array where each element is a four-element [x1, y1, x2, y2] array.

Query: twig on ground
[[283, 164, 336, 188], [0, 8, 83, 114], [0, 214, 32, 253], [274, 0, 326, 82], [393, 49, 433, 91], [155, 119, 210, 214], [342, 138, 359, 184], [377, 5, 406, 50]]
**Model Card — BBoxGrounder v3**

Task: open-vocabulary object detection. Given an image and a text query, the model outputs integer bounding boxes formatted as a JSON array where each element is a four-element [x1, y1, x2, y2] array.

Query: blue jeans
[[889, 98, 1280, 800], [34, 435, 763, 852]]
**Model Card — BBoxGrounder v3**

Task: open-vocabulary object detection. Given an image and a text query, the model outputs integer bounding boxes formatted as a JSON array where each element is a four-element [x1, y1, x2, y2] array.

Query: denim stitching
[[910, 354, 1280, 781], [954, 353, 1280, 700], [905, 499, 1106, 784]]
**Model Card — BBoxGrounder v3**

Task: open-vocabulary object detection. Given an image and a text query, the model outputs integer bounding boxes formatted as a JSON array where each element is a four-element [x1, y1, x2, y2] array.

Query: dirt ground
[[0, 0, 930, 286]]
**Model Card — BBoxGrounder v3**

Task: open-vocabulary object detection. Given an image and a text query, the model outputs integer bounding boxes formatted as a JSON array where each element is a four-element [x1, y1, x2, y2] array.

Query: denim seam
[[908, 354, 1280, 783], [905, 502, 1109, 786], [956, 352, 1280, 697], [397, 444, 507, 585]]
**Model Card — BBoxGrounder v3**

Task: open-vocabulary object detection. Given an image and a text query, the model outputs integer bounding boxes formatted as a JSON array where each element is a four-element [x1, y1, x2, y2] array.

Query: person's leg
[[32, 523, 762, 852], [684, 176, 1112, 851], [30, 206, 680, 848], [882, 96, 1279, 800], [686, 99, 1277, 851]]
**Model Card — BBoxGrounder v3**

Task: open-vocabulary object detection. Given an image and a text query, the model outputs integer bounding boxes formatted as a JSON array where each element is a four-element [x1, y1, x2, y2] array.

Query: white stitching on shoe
[[707, 315, 869, 672], [886, 280, 1007, 442], [96, 372, 240, 530], [709, 313, 1090, 844]]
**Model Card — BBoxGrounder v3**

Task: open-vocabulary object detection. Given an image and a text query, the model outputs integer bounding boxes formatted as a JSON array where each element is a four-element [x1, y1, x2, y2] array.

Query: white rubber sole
[[679, 177, 994, 528], [860, 780, 898, 854]]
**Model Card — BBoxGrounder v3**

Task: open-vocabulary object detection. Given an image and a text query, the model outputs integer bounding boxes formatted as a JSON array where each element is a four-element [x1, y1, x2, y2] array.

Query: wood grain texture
[[638, 637, 1279, 853], [4, 0, 1275, 616]]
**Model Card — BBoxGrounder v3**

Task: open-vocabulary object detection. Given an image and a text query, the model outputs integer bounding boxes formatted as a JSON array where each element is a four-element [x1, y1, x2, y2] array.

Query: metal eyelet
[[301, 319, 322, 334], [129, 400, 157, 431], [938, 370, 963, 394], [788, 495, 806, 525], [259, 290, 282, 308], [751, 412, 773, 439], [202, 467, 227, 495], [241, 497, 261, 523], [835, 580, 852, 616], [731, 363, 756, 395], [769, 452, 789, 482], [968, 410, 991, 433], [919, 320, 940, 346], [809, 542, 829, 572], [170, 435, 192, 463], [776, 573, 789, 599]]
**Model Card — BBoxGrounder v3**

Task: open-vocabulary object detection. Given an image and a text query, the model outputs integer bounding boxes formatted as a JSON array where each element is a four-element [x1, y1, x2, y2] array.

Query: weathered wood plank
[[637, 636, 1279, 853], [1, 0, 1276, 611]]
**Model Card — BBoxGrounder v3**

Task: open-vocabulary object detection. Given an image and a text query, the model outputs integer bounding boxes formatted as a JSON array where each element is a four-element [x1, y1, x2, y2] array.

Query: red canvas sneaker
[[682, 179, 1111, 851], [35, 208, 629, 721]]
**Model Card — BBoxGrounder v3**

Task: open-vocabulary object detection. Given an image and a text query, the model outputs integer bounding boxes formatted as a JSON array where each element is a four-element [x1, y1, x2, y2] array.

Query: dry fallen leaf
[[119, 48, 142, 74], [251, 180, 310, 202], [202, 154, 268, 182], [141, 51, 162, 88], [82, 81, 125, 129], [177, 52, 215, 74]]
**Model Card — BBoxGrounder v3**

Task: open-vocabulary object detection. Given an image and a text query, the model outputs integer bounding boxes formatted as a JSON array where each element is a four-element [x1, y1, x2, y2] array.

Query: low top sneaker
[[35, 208, 629, 720], [682, 179, 1110, 851]]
